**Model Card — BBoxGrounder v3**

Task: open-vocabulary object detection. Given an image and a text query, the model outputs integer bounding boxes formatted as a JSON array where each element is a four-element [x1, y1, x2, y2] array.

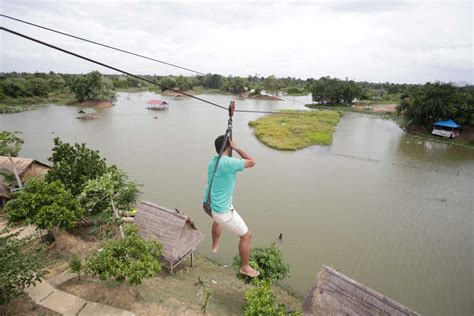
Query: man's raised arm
[[229, 140, 255, 168]]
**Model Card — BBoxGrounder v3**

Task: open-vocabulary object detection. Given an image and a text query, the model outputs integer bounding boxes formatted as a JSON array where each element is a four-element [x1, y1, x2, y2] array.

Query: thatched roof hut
[[134, 201, 204, 272], [302, 266, 419, 316], [0, 156, 51, 199]]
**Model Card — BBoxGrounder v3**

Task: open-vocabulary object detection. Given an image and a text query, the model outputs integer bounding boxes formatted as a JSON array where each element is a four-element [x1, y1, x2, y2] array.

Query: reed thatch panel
[[173, 223, 204, 260], [0, 157, 51, 198], [302, 266, 419, 316], [135, 201, 204, 266], [0, 156, 50, 181], [20, 162, 50, 180]]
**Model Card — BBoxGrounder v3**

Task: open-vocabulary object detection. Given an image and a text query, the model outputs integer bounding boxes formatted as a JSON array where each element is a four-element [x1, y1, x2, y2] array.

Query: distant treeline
[[1, 72, 472, 127]]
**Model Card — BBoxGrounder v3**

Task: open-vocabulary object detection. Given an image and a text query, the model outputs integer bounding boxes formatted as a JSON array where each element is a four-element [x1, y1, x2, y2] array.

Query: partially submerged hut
[[134, 201, 204, 273], [432, 119, 460, 138], [302, 266, 419, 316], [76, 108, 100, 120], [0, 156, 50, 204], [147, 100, 169, 110]]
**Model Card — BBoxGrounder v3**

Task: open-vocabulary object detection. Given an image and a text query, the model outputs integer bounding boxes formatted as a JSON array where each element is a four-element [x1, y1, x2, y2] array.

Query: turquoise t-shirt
[[203, 156, 245, 213]]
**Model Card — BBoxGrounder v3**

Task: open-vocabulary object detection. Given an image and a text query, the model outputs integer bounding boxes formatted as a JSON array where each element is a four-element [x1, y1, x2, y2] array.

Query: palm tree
[[0, 131, 24, 188]]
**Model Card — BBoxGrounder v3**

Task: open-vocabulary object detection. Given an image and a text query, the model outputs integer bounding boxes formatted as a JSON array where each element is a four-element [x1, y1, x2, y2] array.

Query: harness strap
[[206, 102, 235, 207]]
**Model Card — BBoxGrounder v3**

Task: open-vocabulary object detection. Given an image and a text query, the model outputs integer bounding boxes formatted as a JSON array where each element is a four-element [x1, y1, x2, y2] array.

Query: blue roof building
[[433, 119, 461, 128], [432, 119, 460, 138]]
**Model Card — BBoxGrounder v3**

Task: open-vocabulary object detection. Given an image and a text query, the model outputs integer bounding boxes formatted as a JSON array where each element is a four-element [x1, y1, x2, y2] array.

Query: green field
[[248, 110, 341, 150]]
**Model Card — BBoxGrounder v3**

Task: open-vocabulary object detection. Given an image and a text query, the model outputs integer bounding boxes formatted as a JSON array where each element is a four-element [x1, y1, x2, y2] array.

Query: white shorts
[[212, 207, 249, 237]]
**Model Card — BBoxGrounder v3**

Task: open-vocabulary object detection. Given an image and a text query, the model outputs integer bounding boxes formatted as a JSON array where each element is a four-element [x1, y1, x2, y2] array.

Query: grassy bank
[[0, 226, 301, 315], [249, 110, 340, 150], [0, 91, 77, 114], [58, 253, 301, 315]]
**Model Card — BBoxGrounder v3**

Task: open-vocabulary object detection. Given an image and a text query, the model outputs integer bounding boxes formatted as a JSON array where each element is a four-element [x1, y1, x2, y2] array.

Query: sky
[[1, 0, 472, 84]]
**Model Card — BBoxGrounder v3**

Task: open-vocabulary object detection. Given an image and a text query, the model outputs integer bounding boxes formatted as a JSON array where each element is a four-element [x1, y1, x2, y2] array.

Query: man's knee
[[240, 230, 251, 239]]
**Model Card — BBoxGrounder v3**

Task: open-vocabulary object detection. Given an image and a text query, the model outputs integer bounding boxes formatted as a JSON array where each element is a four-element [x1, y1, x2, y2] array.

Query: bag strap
[[206, 129, 231, 205]]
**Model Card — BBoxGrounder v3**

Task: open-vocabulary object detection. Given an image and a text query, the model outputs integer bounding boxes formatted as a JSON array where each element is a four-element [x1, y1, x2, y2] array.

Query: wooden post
[[190, 252, 194, 267], [110, 197, 124, 239], [8, 153, 22, 188]]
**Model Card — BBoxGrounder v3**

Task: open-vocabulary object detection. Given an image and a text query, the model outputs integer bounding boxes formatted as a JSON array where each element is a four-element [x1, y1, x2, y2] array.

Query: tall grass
[[248, 110, 340, 150]]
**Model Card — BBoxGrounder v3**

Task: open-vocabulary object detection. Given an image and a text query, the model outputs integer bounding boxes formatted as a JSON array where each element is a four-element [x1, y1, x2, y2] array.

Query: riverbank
[[249, 110, 340, 150], [0, 227, 301, 315], [306, 103, 474, 148], [0, 91, 77, 114]]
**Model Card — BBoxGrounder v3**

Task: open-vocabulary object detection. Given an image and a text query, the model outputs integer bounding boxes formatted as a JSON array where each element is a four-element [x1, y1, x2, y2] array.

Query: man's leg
[[211, 221, 222, 253], [239, 231, 259, 277]]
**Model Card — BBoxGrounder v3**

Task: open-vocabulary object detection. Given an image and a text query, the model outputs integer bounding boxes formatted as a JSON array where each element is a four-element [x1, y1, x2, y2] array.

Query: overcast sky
[[1, 0, 472, 84]]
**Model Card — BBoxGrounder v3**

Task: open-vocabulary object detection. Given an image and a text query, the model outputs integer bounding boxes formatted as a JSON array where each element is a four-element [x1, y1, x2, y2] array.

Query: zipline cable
[[0, 14, 206, 76], [0, 27, 227, 111], [1, 26, 309, 116], [1, 14, 308, 106]]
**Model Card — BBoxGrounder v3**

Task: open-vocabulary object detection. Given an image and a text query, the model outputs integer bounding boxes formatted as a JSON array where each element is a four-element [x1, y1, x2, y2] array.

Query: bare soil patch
[[354, 103, 397, 113]]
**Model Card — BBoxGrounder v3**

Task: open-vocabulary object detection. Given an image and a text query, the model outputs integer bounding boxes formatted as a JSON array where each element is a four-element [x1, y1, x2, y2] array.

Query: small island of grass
[[248, 110, 340, 150]]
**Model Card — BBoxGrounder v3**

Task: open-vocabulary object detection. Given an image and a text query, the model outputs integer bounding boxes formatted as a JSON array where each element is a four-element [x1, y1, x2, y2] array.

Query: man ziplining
[[203, 135, 260, 278]]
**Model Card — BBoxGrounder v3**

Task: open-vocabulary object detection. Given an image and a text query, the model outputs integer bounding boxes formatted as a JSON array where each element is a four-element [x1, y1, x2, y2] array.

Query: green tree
[[46, 138, 108, 196], [226, 77, 247, 94], [263, 75, 283, 96], [0, 228, 47, 304], [159, 76, 176, 92], [80, 167, 139, 238], [86, 224, 162, 285], [0, 131, 24, 188], [5, 179, 83, 232], [400, 82, 474, 127], [311, 77, 362, 105], [26, 78, 49, 97], [175, 75, 193, 91], [47, 75, 66, 91], [203, 74, 226, 90], [1, 78, 29, 97], [70, 71, 113, 102], [233, 243, 290, 284]]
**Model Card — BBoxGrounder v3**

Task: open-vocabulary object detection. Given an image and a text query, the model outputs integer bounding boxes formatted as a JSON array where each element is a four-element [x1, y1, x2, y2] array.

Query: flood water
[[1, 92, 473, 315]]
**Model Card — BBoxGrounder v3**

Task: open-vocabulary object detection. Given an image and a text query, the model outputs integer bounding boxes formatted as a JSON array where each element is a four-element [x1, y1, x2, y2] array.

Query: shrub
[[86, 224, 162, 285], [69, 255, 83, 280], [46, 137, 108, 196], [244, 281, 300, 316], [5, 179, 83, 232], [0, 228, 47, 304], [233, 243, 290, 284]]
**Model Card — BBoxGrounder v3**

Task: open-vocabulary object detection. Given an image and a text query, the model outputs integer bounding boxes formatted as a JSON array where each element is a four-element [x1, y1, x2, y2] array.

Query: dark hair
[[214, 135, 229, 154]]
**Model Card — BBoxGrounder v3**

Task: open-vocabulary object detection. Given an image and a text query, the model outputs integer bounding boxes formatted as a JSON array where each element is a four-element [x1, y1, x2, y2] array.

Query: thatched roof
[[302, 266, 419, 316], [135, 201, 204, 267], [0, 156, 50, 177], [0, 156, 51, 197]]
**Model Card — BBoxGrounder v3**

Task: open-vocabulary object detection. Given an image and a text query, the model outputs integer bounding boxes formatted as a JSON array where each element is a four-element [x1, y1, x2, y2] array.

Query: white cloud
[[1, 0, 472, 83]]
